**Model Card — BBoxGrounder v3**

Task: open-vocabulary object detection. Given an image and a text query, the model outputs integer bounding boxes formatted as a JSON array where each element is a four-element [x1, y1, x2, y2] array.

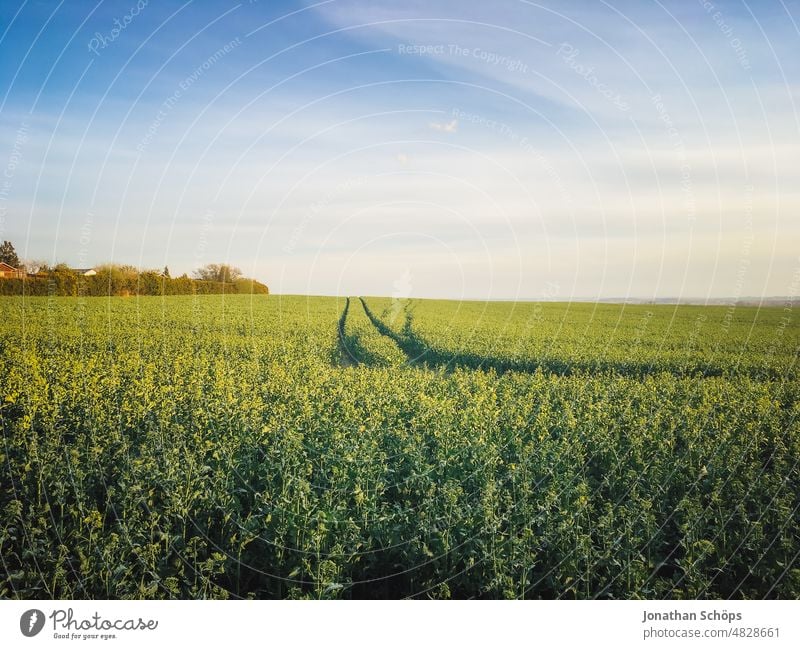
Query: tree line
[[0, 241, 268, 297]]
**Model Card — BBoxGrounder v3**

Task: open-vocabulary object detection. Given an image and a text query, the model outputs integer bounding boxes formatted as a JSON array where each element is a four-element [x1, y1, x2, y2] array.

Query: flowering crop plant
[[1, 294, 797, 599]]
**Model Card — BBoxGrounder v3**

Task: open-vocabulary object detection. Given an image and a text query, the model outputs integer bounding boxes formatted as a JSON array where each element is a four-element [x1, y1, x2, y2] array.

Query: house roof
[[0, 262, 18, 271]]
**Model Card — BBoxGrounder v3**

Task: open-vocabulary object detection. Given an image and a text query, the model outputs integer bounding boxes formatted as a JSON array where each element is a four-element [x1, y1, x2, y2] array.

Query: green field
[[1, 295, 798, 599]]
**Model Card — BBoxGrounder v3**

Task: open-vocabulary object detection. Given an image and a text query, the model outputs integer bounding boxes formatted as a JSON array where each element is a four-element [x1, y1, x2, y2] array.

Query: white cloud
[[428, 118, 458, 132]]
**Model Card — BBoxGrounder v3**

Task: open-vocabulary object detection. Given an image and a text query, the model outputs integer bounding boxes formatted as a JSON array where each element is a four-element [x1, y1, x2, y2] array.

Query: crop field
[[1, 294, 798, 599]]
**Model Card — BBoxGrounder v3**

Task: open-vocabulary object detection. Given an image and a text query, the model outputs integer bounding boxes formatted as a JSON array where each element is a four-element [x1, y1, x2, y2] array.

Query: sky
[[0, 0, 798, 300]]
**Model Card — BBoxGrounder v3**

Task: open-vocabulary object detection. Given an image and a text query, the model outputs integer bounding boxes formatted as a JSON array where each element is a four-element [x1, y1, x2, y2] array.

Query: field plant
[[1, 294, 798, 599]]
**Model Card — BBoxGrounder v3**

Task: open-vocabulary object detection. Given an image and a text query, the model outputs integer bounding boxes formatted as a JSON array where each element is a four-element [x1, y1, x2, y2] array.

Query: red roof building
[[0, 262, 25, 279]]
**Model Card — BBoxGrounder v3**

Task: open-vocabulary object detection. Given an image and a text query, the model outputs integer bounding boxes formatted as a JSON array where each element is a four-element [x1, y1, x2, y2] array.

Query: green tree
[[0, 240, 20, 267]]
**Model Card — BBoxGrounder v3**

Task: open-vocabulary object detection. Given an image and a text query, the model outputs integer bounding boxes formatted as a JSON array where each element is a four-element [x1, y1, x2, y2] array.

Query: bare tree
[[21, 259, 49, 274], [193, 263, 242, 282]]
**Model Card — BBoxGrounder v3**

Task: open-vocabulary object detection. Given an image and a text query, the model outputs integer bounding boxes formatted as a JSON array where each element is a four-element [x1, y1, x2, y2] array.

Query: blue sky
[[0, 0, 798, 299]]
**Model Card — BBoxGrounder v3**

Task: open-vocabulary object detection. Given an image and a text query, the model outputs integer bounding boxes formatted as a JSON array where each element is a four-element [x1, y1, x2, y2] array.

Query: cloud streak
[[428, 118, 458, 132]]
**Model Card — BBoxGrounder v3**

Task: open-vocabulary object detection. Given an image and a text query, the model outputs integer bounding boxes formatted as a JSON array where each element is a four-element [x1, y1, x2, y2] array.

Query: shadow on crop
[[358, 298, 769, 379], [336, 297, 359, 367]]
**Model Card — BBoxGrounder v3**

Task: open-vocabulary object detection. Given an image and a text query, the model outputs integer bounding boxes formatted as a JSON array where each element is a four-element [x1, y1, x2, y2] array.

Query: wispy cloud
[[0, 0, 797, 298], [428, 118, 458, 132]]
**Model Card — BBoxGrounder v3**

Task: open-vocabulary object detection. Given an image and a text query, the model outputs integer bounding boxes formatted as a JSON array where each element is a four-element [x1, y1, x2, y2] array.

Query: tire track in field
[[339, 297, 407, 367], [359, 297, 426, 366], [337, 297, 358, 367], [361, 296, 532, 373], [360, 297, 486, 373]]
